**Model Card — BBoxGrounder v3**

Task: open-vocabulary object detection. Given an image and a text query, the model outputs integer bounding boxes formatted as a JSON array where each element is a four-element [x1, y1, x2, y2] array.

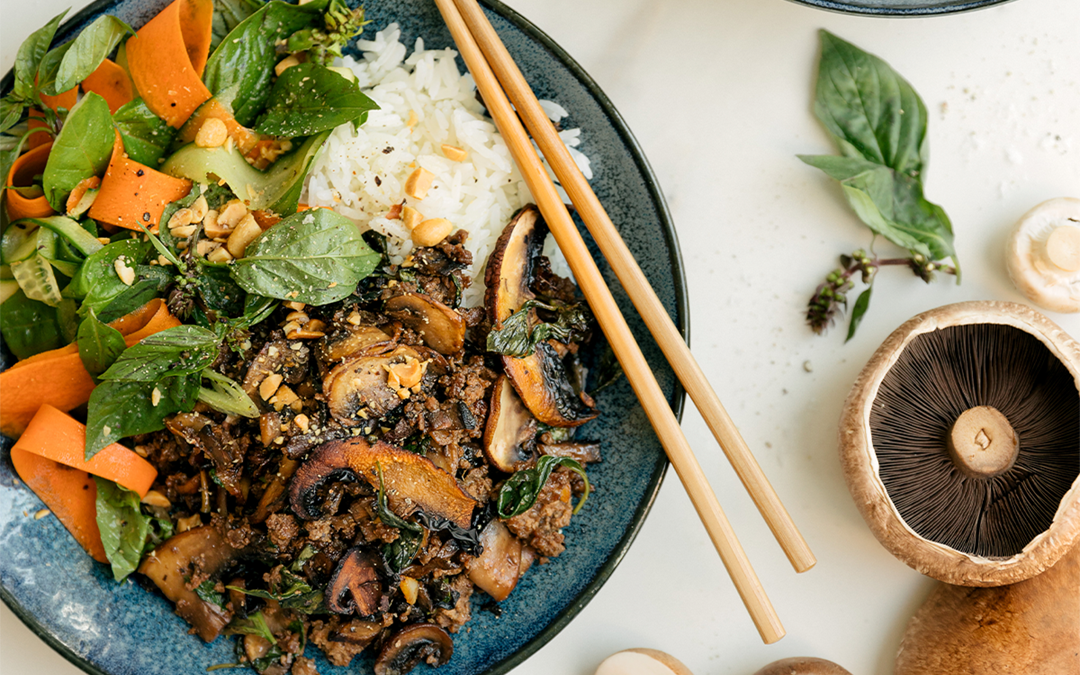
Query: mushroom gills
[[753, 657, 853, 675], [324, 346, 425, 425], [869, 322, 1079, 558], [327, 547, 383, 615], [373, 623, 453, 675]]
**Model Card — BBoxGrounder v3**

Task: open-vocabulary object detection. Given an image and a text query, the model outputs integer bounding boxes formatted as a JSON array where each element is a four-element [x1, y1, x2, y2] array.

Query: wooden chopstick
[[433, 0, 785, 644], [452, 0, 816, 576]]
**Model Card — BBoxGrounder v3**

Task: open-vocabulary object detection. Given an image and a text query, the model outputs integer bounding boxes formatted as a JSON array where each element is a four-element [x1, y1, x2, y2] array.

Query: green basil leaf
[[211, 0, 265, 52], [799, 155, 956, 263], [198, 369, 259, 418], [486, 299, 590, 357], [814, 30, 928, 180], [203, 0, 328, 126], [48, 15, 135, 97], [56, 297, 80, 344], [99, 325, 219, 381], [845, 286, 873, 342], [35, 42, 74, 98], [14, 10, 68, 99], [93, 477, 152, 581], [0, 289, 62, 359], [1, 97, 26, 135], [113, 98, 176, 166], [77, 310, 127, 375], [226, 566, 324, 613], [66, 239, 159, 315], [255, 63, 378, 137], [42, 92, 114, 211], [230, 207, 380, 305], [230, 611, 278, 644], [197, 262, 246, 315], [497, 455, 590, 519], [85, 374, 200, 458], [195, 580, 225, 608]]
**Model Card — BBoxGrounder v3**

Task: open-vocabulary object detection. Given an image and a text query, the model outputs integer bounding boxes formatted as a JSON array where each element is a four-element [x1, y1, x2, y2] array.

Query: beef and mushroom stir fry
[[132, 207, 602, 674]]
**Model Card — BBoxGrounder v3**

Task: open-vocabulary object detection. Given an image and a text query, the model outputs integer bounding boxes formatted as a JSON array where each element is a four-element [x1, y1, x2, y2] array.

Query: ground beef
[[459, 466, 492, 503], [505, 469, 575, 558], [309, 618, 382, 667], [291, 656, 318, 675], [266, 513, 300, 552], [433, 573, 473, 633]]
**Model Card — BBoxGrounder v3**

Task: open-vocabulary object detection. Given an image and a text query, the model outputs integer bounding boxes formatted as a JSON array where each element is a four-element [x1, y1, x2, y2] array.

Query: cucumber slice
[[162, 131, 330, 214], [11, 252, 63, 306]]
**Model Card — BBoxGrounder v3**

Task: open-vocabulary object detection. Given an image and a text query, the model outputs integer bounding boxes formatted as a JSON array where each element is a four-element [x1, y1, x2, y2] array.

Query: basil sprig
[[255, 62, 378, 138], [76, 309, 126, 376], [487, 299, 590, 358], [799, 31, 959, 340], [497, 455, 590, 519]]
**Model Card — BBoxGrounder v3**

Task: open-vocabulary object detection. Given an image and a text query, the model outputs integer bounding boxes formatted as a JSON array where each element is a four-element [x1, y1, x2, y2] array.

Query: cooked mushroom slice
[[373, 624, 453, 675], [483, 375, 537, 472], [895, 544, 1079, 675], [594, 649, 695, 675], [504, 342, 597, 427], [485, 205, 597, 427], [324, 346, 425, 425], [251, 457, 300, 523], [138, 526, 240, 641], [540, 441, 601, 464], [318, 324, 394, 368], [840, 301, 1080, 586], [289, 437, 476, 528], [385, 292, 466, 355], [753, 657, 852, 675], [466, 520, 523, 601], [1006, 197, 1080, 313], [327, 548, 383, 615]]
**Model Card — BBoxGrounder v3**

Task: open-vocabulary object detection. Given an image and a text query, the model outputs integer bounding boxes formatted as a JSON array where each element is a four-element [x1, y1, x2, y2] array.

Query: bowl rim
[[783, 0, 1015, 16], [0, 1, 689, 673]]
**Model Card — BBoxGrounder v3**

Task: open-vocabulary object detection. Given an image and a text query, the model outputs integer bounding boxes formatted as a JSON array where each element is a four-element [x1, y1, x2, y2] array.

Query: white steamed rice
[[301, 24, 590, 307]]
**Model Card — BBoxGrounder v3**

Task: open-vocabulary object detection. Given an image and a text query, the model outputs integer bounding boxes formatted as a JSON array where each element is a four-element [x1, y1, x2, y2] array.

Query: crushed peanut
[[218, 200, 249, 229], [275, 54, 301, 76], [294, 414, 310, 433], [195, 118, 229, 148], [271, 385, 300, 408], [196, 240, 221, 258], [259, 373, 284, 401], [285, 311, 309, 323], [284, 301, 307, 311], [141, 490, 172, 509], [441, 144, 467, 162], [411, 218, 453, 247], [190, 195, 209, 221], [207, 246, 234, 263], [386, 357, 426, 390], [403, 167, 435, 199], [167, 207, 194, 230], [346, 310, 362, 326], [227, 213, 262, 257], [399, 577, 419, 605], [113, 257, 135, 286], [401, 206, 423, 231], [176, 514, 202, 533], [34, 508, 51, 520]]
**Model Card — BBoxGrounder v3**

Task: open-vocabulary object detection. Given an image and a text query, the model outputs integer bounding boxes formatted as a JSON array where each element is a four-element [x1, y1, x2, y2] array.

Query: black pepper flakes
[[374, 176, 382, 186], [136, 169, 145, 177], [142, 212, 151, 222]]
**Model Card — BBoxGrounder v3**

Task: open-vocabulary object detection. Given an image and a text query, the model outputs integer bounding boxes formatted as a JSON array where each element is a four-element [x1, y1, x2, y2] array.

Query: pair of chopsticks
[[434, 0, 815, 644]]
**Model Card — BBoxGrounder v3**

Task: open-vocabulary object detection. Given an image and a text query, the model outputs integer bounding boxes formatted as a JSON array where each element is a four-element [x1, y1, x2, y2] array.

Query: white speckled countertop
[[2, 0, 1078, 673]]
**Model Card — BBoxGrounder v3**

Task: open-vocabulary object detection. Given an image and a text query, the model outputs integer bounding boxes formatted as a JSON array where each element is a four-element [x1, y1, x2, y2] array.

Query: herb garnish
[[94, 477, 172, 582], [799, 31, 959, 340], [486, 299, 590, 357], [374, 464, 425, 573], [496, 455, 590, 519]]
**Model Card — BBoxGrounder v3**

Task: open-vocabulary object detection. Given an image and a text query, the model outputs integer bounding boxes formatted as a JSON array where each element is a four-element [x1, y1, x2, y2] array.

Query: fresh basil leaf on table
[[497, 455, 590, 519], [230, 208, 380, 305], [85, 374, 201, 458], [99, 325, 219, 381], [42, 92, 114, 211], [43, 15, 134, 97], [202, 0, 329, 126], [93, 476, 152, 581], [77, 310, 126, 376], [0, 289, 62, 359], [113, 98, 176, 166], [255, 63, 378, 137], [12, 9, 68, 100]]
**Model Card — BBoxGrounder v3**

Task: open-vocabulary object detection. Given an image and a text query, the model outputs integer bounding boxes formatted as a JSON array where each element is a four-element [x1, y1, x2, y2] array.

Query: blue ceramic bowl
[[0, 2, 687, 674], [785, 0, 1015, 15]]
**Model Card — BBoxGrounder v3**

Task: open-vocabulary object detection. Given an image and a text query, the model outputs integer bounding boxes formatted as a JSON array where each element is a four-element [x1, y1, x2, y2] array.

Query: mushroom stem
[[1045, 225, 1080, 272], [947, 406, 1020, 478]]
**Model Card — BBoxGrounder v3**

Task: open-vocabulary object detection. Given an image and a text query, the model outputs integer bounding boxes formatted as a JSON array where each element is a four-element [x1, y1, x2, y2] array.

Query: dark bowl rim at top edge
[[782, 0, 1016, 16], [0, 0, 690, 674]]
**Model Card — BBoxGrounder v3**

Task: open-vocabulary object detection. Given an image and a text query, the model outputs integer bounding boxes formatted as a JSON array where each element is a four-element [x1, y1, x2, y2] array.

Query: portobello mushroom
[[385, 292, 466, 355], [289, 437, 476, 528], [323, 346, 427, 425], [483, 375, 537, 473], [137, 526, 241, 642], [373, 623, 453, 675], [485, 205, 597, 427], [318, 324, 394, 369], [327, 548, 383, 615]]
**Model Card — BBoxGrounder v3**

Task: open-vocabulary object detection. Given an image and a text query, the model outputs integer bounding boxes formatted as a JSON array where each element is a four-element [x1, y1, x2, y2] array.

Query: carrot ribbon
[[82, 59, 135, 114], [88, 132, 192, 231], [125, 0, 213, 128], [26, 87, 77, 151], [0, 298, 180, 438], [5, 142, 55, 221]]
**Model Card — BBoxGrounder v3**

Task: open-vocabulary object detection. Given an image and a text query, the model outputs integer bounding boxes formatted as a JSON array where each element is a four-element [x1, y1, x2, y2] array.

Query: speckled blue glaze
[[785, 0, 1014, 15], [0, 2, 687, 674]]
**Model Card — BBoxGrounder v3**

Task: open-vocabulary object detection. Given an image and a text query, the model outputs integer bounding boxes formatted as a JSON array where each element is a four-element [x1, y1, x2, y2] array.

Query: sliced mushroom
[[595, 649, 695, 675], [138, 526, 240, 642], [483, 375, 537, 472], [753, 657, 852, 675], [466, 519, 523, 601], [540, 442, 602, 464], [250, 457, 300, 524], [385, 292, 466, 355], [318, 324, 394, 368], [1006, 197, 1080, 313], [504, 342, 597, 427], [324, 346, 424, 425], [289, 437, 476, 528], [373, 624, 453, 675], [327, 547, 383, 616]]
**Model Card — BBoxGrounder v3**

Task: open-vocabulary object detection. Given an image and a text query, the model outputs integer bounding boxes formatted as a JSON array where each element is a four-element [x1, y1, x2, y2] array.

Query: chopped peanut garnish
[[411, 218, 453, 247], [113, 257, 135, 286], [141, 490, 171, 509], [283, 301, 306, 311], [176, 514, 202, 533], [190, 195, 209, 221], [404, 167, 435, 199], [386, 357, 426, 389], [168, 207, 194, 230], [259, 373, 284, 401], [227, 213, 262, 257], [400, 577, 419, 605], [195, 118, 228, 148], [207, 246, 234, 263], [441, 144, 467, 162], [270, 384, 300, 410], [218, 200, 248, 229], [401, 206, 423, 231], [285, 310, 309, 323], [294, 414, 310, 433], [275, 54, 301, 76], [196, 240, 221, 258]]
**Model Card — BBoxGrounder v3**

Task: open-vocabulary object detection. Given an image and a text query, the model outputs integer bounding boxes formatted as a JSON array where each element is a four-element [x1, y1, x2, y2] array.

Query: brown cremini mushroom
[[483, 375, 537, 472], [594, 649, 694, 675], [327, 547, 383, 616], [840, 301, 1080, 586], [466, 519, 524, 601], [1006, 197, 1080, 313], [385, 292, 466, 355], [324, 346, 426, 425], [895, 544, 1079, 675], [752, 657, 852, 675], [373, 623, 453, 675]]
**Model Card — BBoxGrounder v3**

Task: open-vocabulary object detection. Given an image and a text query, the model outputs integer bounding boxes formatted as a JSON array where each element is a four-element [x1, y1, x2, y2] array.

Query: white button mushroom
[[1006, 197, 1080, 312], [595, 649, 694, 675]]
